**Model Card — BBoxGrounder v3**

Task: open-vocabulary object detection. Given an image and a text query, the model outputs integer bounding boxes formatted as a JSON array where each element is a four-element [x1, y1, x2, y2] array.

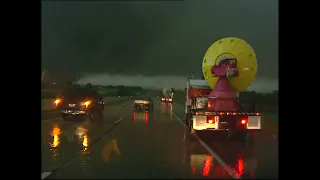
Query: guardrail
[[41, 96, 132, 112]]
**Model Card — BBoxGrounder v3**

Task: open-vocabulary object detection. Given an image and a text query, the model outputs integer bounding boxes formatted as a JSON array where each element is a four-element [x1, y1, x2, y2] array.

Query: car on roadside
[[133, 97, 154, 112], [54, 87, 104, 121]]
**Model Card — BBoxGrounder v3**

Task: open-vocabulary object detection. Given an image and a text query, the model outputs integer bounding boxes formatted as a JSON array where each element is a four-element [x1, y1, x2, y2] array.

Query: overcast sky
[[41, 0, 278, 80]]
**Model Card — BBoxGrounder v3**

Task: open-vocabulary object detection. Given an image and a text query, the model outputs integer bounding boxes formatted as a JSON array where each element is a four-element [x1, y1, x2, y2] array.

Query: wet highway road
[[41, 100, 278, 179]]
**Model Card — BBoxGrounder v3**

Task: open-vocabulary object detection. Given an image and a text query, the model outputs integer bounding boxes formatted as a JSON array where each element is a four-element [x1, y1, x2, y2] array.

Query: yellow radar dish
[[202, 37, 257, 93]]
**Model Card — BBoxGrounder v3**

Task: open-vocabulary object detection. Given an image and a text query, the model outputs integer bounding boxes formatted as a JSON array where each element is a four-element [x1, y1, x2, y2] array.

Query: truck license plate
[[69, 104, 76, 107]]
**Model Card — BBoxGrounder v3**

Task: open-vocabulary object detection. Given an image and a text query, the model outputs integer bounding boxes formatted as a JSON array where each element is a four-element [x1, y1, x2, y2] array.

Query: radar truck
[[185, 37, 261, 141]]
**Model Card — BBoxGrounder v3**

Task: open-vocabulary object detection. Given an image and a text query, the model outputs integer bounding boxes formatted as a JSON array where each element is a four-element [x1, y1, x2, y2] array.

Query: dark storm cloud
[[41, 0, 278, 79]]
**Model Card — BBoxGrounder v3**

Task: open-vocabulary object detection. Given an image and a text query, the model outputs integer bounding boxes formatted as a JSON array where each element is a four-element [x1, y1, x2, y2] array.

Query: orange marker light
[[54, 99, 61, 106], [82, 101, 91, 108]]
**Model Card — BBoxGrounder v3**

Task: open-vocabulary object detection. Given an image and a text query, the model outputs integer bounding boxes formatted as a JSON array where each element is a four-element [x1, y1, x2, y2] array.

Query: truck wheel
[[186, 120, 197, 142], [185, 115, 189, 126], [189, 121, 195, 134]]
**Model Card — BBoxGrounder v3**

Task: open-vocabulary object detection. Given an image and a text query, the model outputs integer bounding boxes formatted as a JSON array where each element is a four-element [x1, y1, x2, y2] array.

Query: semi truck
[[185, 37, 261, 141]]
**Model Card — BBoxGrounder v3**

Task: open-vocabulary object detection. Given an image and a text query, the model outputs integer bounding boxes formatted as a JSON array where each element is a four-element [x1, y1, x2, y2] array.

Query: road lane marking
[[41, 172, 51, 179], [41, 117, 124, 179], [172, 112, 238, 179]]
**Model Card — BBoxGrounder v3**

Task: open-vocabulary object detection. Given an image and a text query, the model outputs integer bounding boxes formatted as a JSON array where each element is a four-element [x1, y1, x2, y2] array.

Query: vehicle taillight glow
[[207, 117, 214, 124], [134, 100, 137, 104], [241, 119, 247, 124], [145, 101, 150, 104], [54, 99, 61, 106], [82, 101, 91, 108]]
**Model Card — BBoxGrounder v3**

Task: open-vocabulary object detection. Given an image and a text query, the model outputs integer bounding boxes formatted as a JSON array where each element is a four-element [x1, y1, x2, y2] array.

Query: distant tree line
[[239, 90, 278, 106]]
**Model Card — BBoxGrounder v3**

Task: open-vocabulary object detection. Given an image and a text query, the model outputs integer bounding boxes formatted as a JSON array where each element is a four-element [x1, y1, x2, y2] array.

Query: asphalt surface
[[41, 100, 278, 179]]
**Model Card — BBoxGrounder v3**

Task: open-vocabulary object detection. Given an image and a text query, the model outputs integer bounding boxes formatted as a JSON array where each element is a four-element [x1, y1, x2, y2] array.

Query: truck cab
[[184, 79, 212, 126]]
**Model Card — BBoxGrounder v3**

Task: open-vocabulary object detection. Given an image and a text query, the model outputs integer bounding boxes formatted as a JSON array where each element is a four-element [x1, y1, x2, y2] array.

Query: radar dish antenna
[[202, 37, 257, 93]]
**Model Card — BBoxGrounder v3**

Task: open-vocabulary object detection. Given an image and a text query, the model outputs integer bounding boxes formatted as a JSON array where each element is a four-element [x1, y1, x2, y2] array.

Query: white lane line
[[172, 112, 238, 179], [41, 172, 51, 179], [114, 117, 123, 124]]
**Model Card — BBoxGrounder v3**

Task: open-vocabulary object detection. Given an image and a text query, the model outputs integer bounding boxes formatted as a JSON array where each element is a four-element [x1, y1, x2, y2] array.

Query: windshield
[[191, 97, 208, 110]]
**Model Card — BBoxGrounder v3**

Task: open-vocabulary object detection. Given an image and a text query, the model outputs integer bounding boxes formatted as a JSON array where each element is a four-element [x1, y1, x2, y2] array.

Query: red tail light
[[145, 101, 150, 104], [207, 117, 214, 124], [134, 100, 137, 104], [241, 119, 247, 125]]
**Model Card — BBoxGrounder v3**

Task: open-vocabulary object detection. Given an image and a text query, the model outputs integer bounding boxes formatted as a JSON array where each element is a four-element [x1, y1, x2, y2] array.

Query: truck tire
[[189, 120, 196, 134], [185, 115, 189, 126]]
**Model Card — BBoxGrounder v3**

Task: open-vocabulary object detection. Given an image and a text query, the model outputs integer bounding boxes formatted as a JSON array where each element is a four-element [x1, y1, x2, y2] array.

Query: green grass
[[173, 91, 278, 134]]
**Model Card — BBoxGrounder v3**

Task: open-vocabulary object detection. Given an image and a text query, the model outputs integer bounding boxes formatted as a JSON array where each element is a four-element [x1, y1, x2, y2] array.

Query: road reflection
[[102, 139, 121, 163], [168, 103, 173, 120], [184, 132, 255, 179], [161, 102, 166, 114], [81, 134, 90, 171], [49, 124, 61, 161], [133, 111, 149, 125]]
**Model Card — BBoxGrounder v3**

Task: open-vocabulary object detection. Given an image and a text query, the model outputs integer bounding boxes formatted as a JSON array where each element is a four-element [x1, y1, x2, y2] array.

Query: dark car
[[133, 97, 154, 111], [54, 87, 104, 120]]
